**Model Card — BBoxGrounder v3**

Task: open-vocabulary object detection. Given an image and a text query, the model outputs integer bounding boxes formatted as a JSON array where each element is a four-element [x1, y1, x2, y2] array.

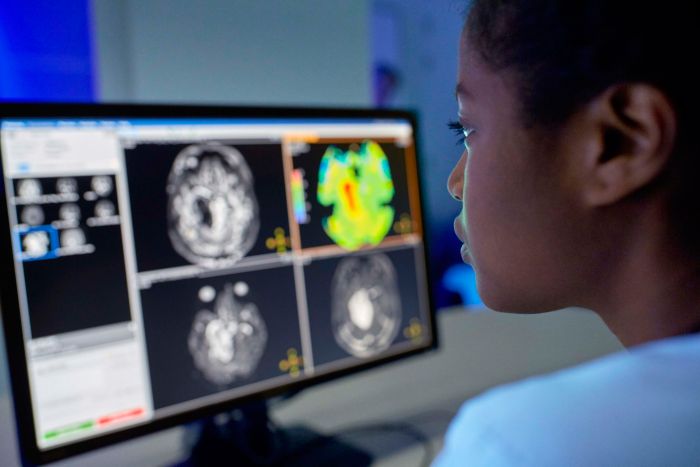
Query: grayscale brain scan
[[331, 253, 402, 358], [91, 175, 113, 197], [56, 177, 78, 194], [166, 143, 259, 267], [188, 283, 267, 385], [22, 231, 49, 258], [20, 205, 44, 226], [60, 228, 86, 248], [94, 200, 115, 218], [17, 179, 42, 199], [59, 203, 81, 223]]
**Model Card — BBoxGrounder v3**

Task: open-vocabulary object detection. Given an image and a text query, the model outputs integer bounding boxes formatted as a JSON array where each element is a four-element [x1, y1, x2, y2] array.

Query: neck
[[589, 210, 700, 347], [599, 266, 700, 347]]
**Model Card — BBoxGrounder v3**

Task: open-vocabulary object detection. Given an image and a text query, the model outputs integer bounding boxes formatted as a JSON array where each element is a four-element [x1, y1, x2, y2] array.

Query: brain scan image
[[317, 141, 395, 250], [20, 206, 45, 226], [331, 253, 402, 357], [23, 231, 50, 258], [56, 178, 78, 194], [59, 203, 81, 223], [167, 143, 259, 267], [60, 228, 86, 248], [94, 200, 116, 218], [91, 175, 113, 197], [188, 283, 267, 385], [17, 179, 42, 199]]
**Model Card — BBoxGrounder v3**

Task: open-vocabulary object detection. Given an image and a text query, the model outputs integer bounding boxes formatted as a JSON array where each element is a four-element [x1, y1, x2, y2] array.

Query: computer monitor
[[0, 103, 435, 465]]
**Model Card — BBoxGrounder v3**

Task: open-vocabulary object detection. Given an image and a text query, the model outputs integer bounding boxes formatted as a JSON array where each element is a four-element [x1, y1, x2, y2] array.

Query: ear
[[581, 84, 677, 206]]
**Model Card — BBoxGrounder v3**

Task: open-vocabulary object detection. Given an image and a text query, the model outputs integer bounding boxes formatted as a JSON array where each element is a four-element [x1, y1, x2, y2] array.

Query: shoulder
[[435, 334, 700, 467]]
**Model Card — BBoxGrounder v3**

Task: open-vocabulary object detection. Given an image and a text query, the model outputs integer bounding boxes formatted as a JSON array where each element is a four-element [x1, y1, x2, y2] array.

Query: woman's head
[[449, 1, 699, 312]]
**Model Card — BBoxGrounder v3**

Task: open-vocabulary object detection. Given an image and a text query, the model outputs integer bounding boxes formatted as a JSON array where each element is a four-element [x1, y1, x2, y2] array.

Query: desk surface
[[0, 307, 621, 466]]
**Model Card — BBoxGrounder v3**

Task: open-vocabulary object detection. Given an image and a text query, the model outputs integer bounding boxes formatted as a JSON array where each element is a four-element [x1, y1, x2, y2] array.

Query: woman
[[435, 1, 700, 465]]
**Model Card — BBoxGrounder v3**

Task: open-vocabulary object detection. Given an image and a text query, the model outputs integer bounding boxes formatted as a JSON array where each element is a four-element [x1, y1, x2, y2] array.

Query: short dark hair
[[465, 0, 700, 253], [465, 1, 699, 129]]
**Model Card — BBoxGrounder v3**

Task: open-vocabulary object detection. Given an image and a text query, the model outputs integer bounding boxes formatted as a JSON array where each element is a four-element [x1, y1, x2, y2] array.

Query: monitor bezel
[[0, 102, 438, 465]]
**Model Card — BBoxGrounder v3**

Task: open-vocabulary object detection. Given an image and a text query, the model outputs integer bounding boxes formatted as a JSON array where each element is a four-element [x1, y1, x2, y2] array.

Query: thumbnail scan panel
[[124, 141, 290, 272], [140, 265, 303, 409], [290, 140, 415, 251], [13, 175, 131, 338], [304, 247, 428, 367]]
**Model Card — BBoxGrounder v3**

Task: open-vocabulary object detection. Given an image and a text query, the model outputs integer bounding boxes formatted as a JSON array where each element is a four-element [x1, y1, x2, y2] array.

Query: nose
[[447, 151, 466, 202]]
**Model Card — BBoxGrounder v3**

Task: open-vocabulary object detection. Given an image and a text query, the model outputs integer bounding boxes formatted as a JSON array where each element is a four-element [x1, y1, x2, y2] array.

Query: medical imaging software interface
[[0, 116, 431, 450]]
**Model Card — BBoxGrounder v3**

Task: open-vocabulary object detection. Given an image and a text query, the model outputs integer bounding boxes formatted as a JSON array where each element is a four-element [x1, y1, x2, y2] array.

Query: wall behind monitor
[[0, 0, 95, 101], [92, 0, 371, 106]]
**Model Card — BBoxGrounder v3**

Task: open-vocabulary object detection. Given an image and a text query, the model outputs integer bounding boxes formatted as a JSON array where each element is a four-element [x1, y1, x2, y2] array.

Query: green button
[[43, 420, 95, 440]]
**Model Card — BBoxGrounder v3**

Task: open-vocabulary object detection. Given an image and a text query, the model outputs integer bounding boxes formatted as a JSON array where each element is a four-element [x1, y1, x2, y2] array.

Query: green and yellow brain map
[[317, 140, 395, 250]]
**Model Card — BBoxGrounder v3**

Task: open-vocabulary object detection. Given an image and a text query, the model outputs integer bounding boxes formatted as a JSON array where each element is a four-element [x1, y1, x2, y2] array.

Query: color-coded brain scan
[[331, 253, 402, 357], [188, 283, 267, 385], [317, 141, 395, 250], [166, 143, 259, 267]]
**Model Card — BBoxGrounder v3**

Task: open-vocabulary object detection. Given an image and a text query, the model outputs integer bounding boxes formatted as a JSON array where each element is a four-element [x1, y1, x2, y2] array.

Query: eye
[[447, 120, 475, 151]]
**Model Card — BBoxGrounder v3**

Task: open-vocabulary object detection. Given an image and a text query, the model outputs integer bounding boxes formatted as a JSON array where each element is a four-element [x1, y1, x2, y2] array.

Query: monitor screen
[[0, 103, 435, 464]]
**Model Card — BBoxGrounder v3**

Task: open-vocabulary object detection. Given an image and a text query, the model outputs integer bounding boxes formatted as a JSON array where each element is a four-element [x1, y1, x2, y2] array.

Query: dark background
[[140, 265, 303, 409], [291, 141, 413, 250], [124, 141, 290, 272], [304, 246, 427, 367], [14, 175, 131, 338]]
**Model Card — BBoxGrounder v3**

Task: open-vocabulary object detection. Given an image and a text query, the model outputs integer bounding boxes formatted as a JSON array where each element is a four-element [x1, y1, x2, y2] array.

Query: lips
[[460, 243, 471, 261], [453, 217, 471, 262]]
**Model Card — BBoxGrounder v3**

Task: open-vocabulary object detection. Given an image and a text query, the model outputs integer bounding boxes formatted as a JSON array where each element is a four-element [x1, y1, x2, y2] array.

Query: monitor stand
[[177, 399, 373, 467]]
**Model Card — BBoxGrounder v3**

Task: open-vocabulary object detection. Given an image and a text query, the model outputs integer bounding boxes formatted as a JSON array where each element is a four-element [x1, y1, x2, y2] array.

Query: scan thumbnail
[[291, 140, 413, 251], [125, 141, 289, 272], [140, 265, 303, 409], [304, 247, 428, 366]]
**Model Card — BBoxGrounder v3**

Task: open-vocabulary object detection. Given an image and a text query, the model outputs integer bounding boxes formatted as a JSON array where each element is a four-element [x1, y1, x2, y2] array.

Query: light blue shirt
[[433, 332, 700, 466]]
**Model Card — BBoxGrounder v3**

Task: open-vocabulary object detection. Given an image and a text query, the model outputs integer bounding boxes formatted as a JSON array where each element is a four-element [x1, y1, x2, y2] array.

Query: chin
[[476, 280, 563, 314]]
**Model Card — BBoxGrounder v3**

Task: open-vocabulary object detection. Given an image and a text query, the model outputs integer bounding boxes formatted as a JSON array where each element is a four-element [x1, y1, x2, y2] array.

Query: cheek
[[463, 141, 551, 309], [464, 139, 584, 311], [464, 150, 511, 260]]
